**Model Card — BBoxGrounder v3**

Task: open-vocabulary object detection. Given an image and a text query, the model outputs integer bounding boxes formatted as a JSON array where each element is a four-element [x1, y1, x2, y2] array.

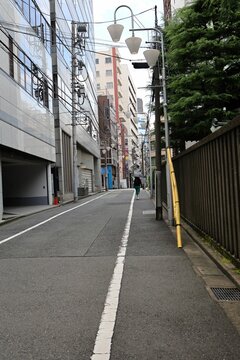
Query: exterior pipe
[[167, 148, 182, 248]]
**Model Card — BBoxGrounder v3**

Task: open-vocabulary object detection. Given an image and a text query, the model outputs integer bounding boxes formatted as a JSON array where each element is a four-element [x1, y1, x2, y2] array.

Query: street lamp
[[107, 5, 142, 54], [137, 112, 153, 198], [107, 9, 173, 224]]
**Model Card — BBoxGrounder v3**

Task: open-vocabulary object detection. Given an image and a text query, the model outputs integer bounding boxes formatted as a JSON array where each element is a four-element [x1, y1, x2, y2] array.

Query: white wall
[[0, 157, 3, 219], [0, 73, 55, 162], [0, 0, 55, 162]]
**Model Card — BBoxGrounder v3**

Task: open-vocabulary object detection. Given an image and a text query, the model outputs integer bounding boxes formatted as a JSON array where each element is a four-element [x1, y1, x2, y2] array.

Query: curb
[[181, 220, 240, 290], [0, 191, 102, 226]]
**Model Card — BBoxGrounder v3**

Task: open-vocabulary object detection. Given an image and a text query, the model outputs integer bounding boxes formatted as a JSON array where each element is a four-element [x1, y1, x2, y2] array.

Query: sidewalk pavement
[[131, 190, 240, 337], [112, 189, 240, 359]]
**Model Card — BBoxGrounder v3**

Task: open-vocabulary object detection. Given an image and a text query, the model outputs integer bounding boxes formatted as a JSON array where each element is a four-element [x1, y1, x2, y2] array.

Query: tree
[[165, 0, 240, 149]]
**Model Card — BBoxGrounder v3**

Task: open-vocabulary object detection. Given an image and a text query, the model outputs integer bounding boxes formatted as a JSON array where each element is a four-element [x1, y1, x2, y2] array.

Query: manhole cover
[[210, 287, 240, 301]]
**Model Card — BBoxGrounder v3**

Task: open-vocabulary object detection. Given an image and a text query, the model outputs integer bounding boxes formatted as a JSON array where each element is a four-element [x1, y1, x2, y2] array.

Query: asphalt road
[[0, 189, 239, 360]]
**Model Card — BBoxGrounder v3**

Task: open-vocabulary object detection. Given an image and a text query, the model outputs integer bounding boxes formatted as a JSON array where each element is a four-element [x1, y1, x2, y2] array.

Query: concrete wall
[[3, 164, 49, 205], [0, 157, 2, 219]]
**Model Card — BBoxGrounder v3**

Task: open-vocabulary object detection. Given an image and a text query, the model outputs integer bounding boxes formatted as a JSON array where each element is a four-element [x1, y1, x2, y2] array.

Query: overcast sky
[[92, 0, 164, 112]]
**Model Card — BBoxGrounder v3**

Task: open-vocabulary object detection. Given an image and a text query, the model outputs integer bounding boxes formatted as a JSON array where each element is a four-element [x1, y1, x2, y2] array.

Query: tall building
[[50, 0, 100, 200], [163, 0, 172, 20], [95, 48, 138, 188], [121, 64, 138, 187], [98, 95, 118, 189], [163, 0, 193, 20], [0, 0, 100, 221], [0, 0, 55, 220]]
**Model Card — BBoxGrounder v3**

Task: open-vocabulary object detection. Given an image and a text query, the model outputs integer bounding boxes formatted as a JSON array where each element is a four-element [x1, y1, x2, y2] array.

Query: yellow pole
[[167, 148, 182, 248]]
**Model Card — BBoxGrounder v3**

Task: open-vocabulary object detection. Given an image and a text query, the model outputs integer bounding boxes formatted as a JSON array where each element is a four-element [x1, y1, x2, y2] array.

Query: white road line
[[91, 191, 135, 360], [0, 194, 107, 246]]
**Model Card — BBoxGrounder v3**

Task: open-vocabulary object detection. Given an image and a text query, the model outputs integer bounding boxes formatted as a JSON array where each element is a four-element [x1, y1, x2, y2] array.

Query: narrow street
[[0, 190, 239, 360]]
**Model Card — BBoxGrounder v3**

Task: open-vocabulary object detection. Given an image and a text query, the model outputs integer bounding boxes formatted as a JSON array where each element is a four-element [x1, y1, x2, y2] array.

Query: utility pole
[[154, 63, 162, 220], [141, 141, 145, 177], [154, 6, 162, 220], [105, 149, 108, 191], [71, 21, 79, 202], [161, 29, 173, 225], [148, 127, 153, 198]]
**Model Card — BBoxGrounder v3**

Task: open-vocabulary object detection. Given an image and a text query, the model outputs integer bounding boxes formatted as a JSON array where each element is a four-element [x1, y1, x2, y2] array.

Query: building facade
[[95, 48, 138, 188], [0, 0, 101, 221], [121, 64, 138, 187], [0, 0, 55, 220], [98, 95, 118, 190], [50, 0, 100, 201], [163, 0, 193, 20]]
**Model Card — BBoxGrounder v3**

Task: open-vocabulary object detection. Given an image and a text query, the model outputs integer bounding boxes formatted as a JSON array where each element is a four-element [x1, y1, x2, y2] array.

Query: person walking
[[133, 176, 142, 199]]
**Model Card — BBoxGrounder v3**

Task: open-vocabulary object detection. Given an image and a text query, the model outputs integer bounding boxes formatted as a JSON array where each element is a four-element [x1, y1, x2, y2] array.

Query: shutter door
[[81, 169, 93, 193]]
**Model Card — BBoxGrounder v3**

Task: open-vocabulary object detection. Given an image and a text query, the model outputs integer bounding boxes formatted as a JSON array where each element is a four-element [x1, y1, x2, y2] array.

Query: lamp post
[[137, 112, 153, 198], [107, 10, 173, 223], [131, 27, 173, 224]]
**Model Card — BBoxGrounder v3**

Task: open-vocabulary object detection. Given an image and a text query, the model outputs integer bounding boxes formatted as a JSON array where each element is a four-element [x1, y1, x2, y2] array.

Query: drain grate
[[210, 287, 240, 301]]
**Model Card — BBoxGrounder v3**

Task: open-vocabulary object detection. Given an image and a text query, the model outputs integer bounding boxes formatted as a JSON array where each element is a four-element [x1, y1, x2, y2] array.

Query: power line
[[0, 21, 147, 63], [0, 32, 100, 128], [1, 3, 153, 140], [41, 6, 155, 25]]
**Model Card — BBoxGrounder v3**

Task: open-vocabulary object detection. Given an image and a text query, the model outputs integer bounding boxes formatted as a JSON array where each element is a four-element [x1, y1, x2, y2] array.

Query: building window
[[14, 0, 51, 53], [0, 31, 12, 75], [105, 57, 112, 64], [106, 69, 112, 76], [97, 83, 100, 90], [0, 28, 52, 110], [106, 82, 113, 89], [96, 58, 99, 64], [32, 65, 50, 108], [96, 71, 100, 77], [7, 36, 14, 77]]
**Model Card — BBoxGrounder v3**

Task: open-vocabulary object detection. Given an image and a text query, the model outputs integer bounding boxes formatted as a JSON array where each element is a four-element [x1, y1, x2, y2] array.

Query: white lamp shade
[[143, 49, 160, 67], [125, 36, 142, 55], [107, 23, 124, 42]]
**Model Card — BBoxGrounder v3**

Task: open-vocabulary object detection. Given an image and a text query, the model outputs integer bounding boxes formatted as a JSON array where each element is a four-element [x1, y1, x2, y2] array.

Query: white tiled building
[[0, 0, 100, 220], [121, 64, 139, 180], [0, 0, 55, 220]]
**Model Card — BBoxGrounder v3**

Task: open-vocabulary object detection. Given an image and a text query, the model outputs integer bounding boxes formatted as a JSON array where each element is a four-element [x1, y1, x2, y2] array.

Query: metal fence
[[167, 116, 240, 264]]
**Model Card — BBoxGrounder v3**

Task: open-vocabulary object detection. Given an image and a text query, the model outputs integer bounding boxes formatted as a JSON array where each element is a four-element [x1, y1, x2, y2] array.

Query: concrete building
[[50, 0, 100, 201], [0, 0, 100, 221], [0, 0, 55, 220], [163, 0, 193, 20], [121, 64, 138, 187], [98, 95, 118, 190], [95, 48, 138, 188]]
